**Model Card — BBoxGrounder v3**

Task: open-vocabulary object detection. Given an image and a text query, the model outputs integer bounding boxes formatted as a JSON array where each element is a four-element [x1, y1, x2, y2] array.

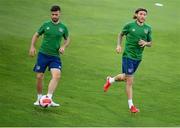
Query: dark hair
[[133, 8, 148, 19], [50, 5, 61, 12]]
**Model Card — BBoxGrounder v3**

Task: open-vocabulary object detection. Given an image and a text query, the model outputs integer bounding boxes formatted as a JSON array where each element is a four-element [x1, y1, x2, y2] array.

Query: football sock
[[47, 93, 53, 99], [37, 94, 42, 100], [109, 77, 115, 84], [128, 99, 134, 109]]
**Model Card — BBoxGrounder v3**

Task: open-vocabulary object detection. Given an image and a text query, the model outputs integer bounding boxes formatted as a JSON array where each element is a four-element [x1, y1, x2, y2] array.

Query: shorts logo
[[128, 68, 133, 73], [36, 65, 40, 70], [59, 66, 61, 69], [46, 27, 50, 30]]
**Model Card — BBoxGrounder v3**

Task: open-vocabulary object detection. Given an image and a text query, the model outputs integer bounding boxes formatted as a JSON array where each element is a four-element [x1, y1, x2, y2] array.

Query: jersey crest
[[144, 29, 148, 34], [59, 28, 64, 33]]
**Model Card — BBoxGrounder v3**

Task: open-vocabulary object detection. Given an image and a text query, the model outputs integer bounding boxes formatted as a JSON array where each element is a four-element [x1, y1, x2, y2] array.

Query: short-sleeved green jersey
[[121, 21, 152, 60], [37, 21, 69, 57]]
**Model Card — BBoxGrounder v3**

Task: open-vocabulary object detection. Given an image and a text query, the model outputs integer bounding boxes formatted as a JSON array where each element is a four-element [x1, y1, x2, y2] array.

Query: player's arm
[[117, 23, 129, 53], [29, 32, 39, 57], [139, 27, 152, 47], [116, 32, 124, 54], [139, 40, 152, 47], [146, 41, 152, 47], [59, 36, 70, 54], [138, 40, 152, 47]]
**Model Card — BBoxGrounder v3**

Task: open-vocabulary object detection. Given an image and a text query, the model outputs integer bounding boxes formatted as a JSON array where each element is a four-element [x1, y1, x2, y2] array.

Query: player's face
[[51, 11, 60, 22], [136, 11, 147, 23]]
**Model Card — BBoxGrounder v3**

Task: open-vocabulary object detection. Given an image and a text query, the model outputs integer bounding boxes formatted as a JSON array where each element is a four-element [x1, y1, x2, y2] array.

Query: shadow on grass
[[32, 106, 63, 115]]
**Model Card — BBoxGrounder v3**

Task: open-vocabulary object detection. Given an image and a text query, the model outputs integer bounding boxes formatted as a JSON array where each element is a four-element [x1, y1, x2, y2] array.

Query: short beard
[[52, 18, 59, 23], [137, 18, 145, 24]]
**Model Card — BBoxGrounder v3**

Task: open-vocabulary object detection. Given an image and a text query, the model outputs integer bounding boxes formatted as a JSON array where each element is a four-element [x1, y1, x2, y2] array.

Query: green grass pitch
[[0, 0, 180, 126]]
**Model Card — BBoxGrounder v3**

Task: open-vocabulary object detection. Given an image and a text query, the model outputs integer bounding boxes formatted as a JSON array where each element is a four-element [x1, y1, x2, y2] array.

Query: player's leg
[[103, 57, 129, 92], [126, 75, 139, 113], [47, 68, 61, 96], [36, 73, 44, 96], [33, 73, 44, 105], [36, 73, 44, 94], [125, 58, 141, 113], [47, 56, 62, 107], [126, 75, 134, 107], [33, 52, 48, 105], [114, 73, 126, 81], [47, 68, 61, 107], [103, 73, 126, 92]]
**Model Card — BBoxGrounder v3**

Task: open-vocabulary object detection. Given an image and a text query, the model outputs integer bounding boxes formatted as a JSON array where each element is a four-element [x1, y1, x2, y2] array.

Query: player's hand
[[138, 39, 147, 47], [116, 45, 122, 54], [59, 47, 65, 54], [29, 46, 36, 57]]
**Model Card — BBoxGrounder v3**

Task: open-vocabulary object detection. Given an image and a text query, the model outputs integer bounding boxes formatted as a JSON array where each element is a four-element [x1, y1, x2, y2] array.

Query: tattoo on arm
[[117, 33, 124, 46]]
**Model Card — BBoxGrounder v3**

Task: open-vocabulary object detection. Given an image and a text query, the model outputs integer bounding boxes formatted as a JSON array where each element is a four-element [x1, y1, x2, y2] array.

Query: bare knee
[[126, 76, 133, 86], [36, 73, 44, 80], [51, 69, 61, 80], [52, 74, 61, 80], [126, 81, 133, 86]]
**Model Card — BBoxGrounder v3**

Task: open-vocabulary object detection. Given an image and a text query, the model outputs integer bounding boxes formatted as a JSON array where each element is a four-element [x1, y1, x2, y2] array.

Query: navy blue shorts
[[33, 52, 62, 73], [122, 57, 141, 75]]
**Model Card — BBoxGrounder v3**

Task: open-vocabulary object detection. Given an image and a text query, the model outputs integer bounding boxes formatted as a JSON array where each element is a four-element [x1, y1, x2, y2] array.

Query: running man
[[29, 5, 70, 107], [103, 8, 152, 113]]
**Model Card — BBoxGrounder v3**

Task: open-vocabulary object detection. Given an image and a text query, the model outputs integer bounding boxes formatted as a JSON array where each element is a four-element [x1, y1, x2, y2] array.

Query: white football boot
[[51, 101, 60, 107], [33, 100, 40, 106]]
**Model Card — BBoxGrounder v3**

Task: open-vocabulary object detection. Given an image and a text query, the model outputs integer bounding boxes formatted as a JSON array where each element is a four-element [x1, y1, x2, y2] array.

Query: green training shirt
[[37, 21, 69, 57], [121, 21, 152, 60]]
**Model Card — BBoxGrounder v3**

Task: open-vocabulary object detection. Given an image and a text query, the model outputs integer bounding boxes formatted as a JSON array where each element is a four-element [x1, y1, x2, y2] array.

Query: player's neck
[[51, 20, 60, 24], [136, 20, 144, 26]]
